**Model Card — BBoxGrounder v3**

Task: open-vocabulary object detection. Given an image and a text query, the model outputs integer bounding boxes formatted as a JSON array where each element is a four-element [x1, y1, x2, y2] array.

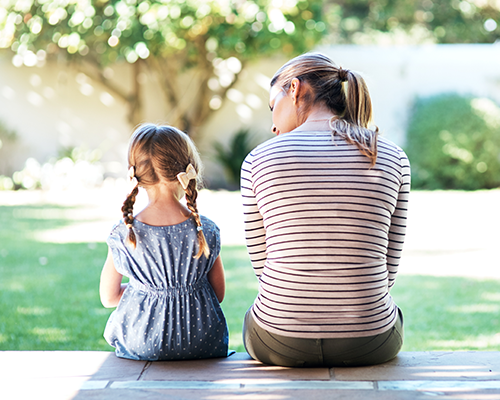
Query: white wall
[[1, 44, 499, 184], [316, 44, 500, 146]]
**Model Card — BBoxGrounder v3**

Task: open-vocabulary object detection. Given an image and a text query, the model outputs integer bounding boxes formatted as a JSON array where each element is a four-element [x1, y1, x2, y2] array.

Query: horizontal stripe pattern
[[241, 131, 411, 338]]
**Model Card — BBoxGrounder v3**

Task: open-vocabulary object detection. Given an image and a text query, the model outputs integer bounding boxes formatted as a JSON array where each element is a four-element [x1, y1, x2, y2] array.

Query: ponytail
[[121, 184, 139, 248], [271, 53, 379, 167], [330, 68, 378, 167], [184, 180, 210, 259]]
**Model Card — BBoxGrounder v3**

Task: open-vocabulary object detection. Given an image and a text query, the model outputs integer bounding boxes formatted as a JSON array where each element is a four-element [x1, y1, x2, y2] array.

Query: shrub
[[213, 129, 257, 187], [405, 93, 500, 190]]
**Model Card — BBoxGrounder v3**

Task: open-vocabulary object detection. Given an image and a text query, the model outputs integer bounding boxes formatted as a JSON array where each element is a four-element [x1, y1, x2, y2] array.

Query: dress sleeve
[[240, 151, 267, 278], [386, 148, 411, 290], [106, 223, 129, 277], [211, 222, 221, 261]]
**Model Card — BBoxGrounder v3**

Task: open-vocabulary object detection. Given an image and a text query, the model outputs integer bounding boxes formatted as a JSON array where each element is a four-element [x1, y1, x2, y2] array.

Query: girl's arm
[[207, 255, 225, 303], [100, 247, 127, 308]]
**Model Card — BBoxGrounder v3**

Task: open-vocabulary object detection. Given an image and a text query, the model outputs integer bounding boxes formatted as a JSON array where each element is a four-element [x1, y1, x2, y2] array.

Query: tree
[[0, 0, 325, 138], [324, 0, 500, 44]]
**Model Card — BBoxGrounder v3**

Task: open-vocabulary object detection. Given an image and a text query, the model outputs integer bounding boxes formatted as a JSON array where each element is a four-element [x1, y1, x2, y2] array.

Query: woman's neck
[[135, 182, 191, 226], [294, 105, 336, 132]]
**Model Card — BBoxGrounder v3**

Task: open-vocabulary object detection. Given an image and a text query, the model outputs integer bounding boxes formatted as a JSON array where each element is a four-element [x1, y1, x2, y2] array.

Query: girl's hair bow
[[176, 164, 197, 190], [128, 166, 139, 192]]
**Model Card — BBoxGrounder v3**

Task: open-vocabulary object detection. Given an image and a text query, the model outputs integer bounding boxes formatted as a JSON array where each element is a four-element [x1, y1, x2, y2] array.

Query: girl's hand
[[100, 247, 127, 308], [208, 255, 225, 303]]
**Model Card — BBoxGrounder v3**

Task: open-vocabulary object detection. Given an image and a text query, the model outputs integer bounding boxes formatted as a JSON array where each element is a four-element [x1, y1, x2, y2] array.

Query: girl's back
[[104, 216, 228, 361]]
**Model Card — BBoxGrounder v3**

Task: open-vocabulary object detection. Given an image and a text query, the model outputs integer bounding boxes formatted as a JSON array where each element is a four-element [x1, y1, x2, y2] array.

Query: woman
[[240, 53, 410, 367]]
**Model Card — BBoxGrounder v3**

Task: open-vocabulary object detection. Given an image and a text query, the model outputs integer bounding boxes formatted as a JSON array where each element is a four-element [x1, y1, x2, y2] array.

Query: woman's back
[[241, 131, 410, 339]]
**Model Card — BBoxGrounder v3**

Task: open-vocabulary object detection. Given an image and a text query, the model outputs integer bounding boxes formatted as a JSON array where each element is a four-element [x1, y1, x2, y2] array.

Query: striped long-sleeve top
[[240, 130, 411, 339]]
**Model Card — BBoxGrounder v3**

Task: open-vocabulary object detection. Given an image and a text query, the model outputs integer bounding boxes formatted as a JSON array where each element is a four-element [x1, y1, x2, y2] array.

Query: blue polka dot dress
[[103, 215, 229, 361]]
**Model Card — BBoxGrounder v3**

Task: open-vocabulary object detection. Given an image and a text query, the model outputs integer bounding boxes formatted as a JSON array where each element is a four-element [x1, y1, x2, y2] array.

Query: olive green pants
[[243, 307, 404, 367]]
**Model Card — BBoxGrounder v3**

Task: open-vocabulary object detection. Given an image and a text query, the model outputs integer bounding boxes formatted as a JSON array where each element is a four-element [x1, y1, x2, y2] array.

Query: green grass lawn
[[0, 203, 499, 352]]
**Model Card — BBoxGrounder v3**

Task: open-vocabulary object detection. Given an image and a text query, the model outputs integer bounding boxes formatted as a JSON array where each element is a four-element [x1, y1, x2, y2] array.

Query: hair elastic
[[338, 67, 349, 82], [197, 225, 203, 232]]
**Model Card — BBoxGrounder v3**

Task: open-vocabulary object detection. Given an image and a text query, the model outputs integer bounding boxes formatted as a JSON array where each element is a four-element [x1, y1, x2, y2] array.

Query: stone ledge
[[2, 351, 500, 400]]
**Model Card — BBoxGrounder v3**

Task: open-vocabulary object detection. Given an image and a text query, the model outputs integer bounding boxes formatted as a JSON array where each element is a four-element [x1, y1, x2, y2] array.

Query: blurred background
[[1, 0, 499, 190], [0, 0, 499, 353]]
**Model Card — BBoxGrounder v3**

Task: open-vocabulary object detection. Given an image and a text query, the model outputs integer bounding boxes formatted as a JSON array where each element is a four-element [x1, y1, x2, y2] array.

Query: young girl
[[100, 123, 229, 361]]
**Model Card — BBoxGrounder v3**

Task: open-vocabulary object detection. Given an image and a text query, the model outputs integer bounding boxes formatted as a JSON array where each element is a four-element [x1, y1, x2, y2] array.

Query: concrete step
[[2, 351, 500, 399]]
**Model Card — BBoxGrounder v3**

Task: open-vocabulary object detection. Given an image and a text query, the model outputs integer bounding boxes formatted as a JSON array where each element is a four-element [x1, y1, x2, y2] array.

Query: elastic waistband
[[130, 280, 209, 297]]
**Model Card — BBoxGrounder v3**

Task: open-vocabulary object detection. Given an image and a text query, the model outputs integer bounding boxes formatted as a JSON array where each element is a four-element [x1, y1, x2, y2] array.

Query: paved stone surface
[[141, 352, 331, 381], [334, 351, 500, 381], [3, 351, 500, 400]]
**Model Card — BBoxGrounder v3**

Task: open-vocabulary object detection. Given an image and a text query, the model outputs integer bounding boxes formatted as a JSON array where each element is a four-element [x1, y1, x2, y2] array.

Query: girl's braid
[[121, 184, 139, 248], [184, 179, 209, 258]]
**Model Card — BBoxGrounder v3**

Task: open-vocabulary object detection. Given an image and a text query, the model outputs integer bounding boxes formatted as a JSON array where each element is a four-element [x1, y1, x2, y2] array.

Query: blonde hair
[[271, 53, 378, 166], [122, 123, 209, 258]]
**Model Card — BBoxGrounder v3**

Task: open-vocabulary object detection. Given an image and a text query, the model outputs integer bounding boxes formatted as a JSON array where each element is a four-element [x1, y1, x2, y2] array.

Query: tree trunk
[[128, 60, 143, 127]]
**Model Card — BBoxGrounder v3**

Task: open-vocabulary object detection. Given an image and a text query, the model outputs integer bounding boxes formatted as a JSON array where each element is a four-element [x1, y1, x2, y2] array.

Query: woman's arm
[[99, 247, 127, 308], [386, 150, 411, 290], [207, 255, 225, 303], [241, 152, 267, 278]]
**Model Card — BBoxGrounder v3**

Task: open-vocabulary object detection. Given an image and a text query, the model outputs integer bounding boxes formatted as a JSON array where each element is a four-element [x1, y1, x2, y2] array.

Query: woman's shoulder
[[378, 136, 407, 157], [247, 131, 305, 160]]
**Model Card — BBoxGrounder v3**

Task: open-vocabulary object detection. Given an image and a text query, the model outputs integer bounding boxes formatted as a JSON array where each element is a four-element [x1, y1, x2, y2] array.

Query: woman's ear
[[290, 78, 301, 105]]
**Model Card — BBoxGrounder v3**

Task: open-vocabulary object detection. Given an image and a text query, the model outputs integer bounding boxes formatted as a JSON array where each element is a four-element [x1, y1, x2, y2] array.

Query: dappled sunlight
[[33, 221, 112, 243], [206, 395, 285, 400], [448, 304, 500, 313], [4, 282, 24, 292], [13, 207, 83, 220], [31, 327, 69, 343], [17, 306, 51, 316], [411, 364, 500, 379], [430, 333, 500, 350], [483, 292, 500, 302]]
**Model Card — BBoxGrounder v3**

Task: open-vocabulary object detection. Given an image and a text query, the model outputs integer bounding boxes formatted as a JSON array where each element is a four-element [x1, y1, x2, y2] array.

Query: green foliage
[[405, 93, 500, 190], [325, 0, 500, 44], [0, 0, 326, 130], [0, 119, 17, 143], [213, 129, 257, 186], [0, 0, 324, 64]]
